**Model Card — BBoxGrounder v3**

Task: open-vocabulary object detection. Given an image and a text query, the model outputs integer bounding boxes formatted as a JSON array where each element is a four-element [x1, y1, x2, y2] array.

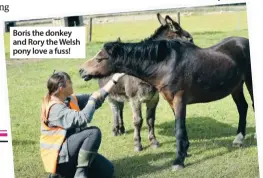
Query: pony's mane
[[103, 40, 180, 69], [103, 39, 198, 78]]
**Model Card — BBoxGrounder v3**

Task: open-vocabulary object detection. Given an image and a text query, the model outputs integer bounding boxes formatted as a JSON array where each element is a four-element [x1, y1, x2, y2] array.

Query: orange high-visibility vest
[[40, 95, 80, 174]]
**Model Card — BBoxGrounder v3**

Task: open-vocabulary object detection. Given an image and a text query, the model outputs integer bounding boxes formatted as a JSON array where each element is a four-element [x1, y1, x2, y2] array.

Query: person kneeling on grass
[[40, 71, 125, 178]]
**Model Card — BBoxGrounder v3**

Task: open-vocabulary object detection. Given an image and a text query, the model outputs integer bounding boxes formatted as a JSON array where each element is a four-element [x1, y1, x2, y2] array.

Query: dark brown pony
[[96, 13, 193, 152], [79, 36, 253, 170]]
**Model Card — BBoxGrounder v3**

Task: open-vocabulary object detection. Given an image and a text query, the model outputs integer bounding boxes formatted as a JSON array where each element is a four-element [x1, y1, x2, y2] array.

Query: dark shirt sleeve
[[75, 94, 91, 110]]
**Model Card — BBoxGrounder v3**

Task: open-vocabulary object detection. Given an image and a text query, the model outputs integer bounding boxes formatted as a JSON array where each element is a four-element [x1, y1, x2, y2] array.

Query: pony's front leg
[[172, 90, 189, 170]]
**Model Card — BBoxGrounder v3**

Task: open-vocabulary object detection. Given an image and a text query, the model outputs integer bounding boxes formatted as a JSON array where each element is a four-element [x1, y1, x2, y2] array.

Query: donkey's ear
[[116, 37, 121, 42], [165, 15, 181, 32], [157, 13, 166, 26]]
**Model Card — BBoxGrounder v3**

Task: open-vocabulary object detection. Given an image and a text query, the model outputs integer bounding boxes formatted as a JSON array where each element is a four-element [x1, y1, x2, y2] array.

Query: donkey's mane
[[141, 25, 168, 42]]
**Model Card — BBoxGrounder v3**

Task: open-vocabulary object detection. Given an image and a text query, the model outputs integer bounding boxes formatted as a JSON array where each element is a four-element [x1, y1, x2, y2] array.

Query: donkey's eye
[[169, 24, 175, 31]]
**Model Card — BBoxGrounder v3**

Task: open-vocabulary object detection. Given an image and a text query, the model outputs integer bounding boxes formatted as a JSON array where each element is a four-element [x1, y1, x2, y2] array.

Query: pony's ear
[[165, 15, 181, 32], [116, 37, 121, 42], [157, 13, 167, 26], [104, 42, 118, 56]]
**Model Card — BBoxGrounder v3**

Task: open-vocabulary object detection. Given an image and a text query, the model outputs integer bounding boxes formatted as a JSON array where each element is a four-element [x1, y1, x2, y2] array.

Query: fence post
[[88, 17, 92, 42], [177, 12, 180, 24]]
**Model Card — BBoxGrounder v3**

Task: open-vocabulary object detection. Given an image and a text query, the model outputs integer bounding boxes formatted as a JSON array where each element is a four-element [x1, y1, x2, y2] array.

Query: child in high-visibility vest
[[40, 71, 125, 178]]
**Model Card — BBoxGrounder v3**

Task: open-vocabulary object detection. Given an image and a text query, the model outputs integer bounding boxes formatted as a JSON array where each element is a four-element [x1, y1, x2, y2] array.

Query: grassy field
[[4, 10, 259, 178]]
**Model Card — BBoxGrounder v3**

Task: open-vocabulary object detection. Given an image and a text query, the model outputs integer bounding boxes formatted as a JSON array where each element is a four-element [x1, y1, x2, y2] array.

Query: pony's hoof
[[134, 145, 143, 152], [172, 164, 184, 171]]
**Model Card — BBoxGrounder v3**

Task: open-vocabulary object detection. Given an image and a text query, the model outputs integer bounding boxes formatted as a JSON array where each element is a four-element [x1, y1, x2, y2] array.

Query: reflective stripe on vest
[[40, 95, 80, 173]]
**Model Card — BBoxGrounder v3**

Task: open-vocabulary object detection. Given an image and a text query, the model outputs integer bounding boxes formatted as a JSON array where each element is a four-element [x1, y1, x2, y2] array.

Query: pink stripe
[[0, 133, 7, 137], [0, 130, 7, 132]]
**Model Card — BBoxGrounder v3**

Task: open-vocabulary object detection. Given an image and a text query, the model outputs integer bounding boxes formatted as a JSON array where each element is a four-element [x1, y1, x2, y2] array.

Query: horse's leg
[[245, 65, 254, 110], [231, 82, 248, 147], [244, 67, 255, 138], [146, 92, 160, 149], [130, 99, 143, 152], [108, 97, 125, 136], [171, 90, 188, 170]]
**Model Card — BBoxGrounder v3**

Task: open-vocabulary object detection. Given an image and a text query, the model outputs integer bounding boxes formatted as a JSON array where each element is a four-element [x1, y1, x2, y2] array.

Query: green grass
[[5, 10, 259, 178]]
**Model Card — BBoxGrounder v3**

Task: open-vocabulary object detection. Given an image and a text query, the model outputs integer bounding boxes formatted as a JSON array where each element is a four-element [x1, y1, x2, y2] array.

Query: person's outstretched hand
[[90, 91, 101, 100]]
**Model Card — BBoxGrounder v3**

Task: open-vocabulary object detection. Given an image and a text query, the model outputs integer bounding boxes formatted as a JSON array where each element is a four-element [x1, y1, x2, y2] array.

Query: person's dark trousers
[[51, 126, 114, 178]]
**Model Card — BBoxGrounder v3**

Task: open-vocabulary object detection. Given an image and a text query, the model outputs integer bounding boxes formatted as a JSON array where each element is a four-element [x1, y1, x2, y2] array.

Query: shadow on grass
[[112, 135, 257, 178], [125, 117, 255, 140], [156, 117, 255, 140], [112, 152, 174, 178]]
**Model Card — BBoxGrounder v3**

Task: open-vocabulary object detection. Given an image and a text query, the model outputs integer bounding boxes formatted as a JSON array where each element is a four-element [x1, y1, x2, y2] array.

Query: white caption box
[[9, 27, 86, 59]]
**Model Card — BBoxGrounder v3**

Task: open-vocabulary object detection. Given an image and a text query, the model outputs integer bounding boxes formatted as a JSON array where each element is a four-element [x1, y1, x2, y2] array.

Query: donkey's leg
[[231, 82, 248, 147], [130, 99, 143, 152], [118, 101, 125, 134], [172, 90, 188, 170], [146, 92, 160, 149], [108, 97, 125, 136]]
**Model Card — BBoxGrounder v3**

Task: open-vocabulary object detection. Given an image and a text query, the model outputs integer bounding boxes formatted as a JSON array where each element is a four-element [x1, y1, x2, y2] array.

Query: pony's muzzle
[[79, 68, 92, 81], [79, 68, 85, 76]]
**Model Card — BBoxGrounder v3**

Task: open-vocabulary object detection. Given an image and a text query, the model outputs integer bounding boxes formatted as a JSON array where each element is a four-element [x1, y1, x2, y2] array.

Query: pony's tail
[[40, 93, 51, 123]]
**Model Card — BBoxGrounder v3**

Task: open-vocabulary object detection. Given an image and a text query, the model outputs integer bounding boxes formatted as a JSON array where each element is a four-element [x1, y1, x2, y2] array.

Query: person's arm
[[89, 73, 126, 102], [75, 90, 108, 111], [75, 94, 91, 110], [48, 99, 97, 129], [100, 73, 126, 93], [80, 73, 126, 110], [47, 73, 126, 129]]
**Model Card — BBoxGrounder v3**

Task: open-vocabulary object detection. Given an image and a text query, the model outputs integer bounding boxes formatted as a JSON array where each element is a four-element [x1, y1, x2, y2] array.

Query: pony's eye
[[96, 58, 103, 62], [96, 57, 108, 62]]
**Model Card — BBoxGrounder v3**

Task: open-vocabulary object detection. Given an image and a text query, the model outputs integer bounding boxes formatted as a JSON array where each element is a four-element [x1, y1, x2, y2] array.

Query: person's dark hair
[[47, 71, 71, 96], [41, 71, 71, 122]]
